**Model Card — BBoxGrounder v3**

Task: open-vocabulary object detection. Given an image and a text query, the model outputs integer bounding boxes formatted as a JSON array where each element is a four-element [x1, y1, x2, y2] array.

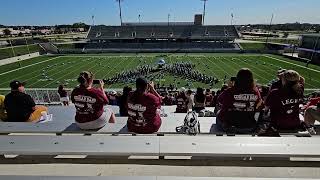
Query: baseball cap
[[10, 80, 26, 90]]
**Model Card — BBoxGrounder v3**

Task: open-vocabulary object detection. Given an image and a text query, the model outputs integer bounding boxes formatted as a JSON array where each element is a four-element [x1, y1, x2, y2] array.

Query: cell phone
[[93, 80, 101, 84]]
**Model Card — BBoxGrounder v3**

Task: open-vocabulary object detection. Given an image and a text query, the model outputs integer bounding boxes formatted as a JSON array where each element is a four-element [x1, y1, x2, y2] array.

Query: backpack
[[176, 111, 200, 135]]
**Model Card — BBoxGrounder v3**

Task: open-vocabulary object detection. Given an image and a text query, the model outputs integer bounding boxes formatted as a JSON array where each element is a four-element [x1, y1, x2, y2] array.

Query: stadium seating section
[[87, 25, 239, 41]]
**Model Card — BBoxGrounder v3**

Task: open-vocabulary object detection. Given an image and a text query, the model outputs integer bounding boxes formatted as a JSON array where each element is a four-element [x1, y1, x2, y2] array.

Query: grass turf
[[0, 54, 319, 90]]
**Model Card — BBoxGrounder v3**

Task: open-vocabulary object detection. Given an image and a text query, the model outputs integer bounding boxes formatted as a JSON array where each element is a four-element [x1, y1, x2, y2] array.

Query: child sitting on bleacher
[[127, 78, 162, 134], [217, 68, 262, 133], [71, 71, 116, 130]]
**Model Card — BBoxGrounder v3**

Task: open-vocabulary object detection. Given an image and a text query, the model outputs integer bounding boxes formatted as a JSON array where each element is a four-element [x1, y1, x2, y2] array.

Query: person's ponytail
[[77, 75, 86, 85], [77, 71, 93, 87]]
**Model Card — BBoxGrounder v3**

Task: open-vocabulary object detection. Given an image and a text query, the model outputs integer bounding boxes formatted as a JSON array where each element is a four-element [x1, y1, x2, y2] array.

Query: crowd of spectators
[[0, 68, 319, 136]]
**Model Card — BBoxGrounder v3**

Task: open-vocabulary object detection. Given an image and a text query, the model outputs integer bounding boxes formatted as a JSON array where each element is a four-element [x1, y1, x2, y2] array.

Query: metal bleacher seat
[[0, 176, 317, 180]]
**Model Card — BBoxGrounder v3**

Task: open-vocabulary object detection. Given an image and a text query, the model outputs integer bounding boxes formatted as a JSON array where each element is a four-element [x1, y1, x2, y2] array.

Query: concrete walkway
[[0, 52, 40, 66]]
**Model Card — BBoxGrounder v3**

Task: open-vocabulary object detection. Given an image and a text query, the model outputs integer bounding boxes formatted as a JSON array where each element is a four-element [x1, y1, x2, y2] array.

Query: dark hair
[[206, 89, 210, 93], [58, 85, 64, 91], [77, 71, 94, 87], [131, 77, 148, 104], [122, 86, 132, 97], [195, 87, 205, 103], [235, 68, 255, 92], [136, 77, 148, 93]]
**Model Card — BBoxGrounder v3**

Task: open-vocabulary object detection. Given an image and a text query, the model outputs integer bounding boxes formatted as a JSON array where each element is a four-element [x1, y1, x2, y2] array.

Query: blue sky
[[0, 0, 319, 26]]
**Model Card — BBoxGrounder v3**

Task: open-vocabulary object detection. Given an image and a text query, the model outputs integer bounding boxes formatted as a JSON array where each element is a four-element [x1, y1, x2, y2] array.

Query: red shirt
[[304, 97, 320, 109], [71, 87, 109, 123], [127, 91, 162, 134], [218, 87, 261, 129], [266, 89, 303, 130]]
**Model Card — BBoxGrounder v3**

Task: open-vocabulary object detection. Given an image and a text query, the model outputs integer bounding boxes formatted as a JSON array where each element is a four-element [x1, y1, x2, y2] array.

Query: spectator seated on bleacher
[[127, 78, 162, 134], [302, 93, 320, 134], [175, 87, 189, 113], [217, 69, 262, 133], [71, 71, 116, 130], [162, 93, 175, 106], [270, 69, 286, 91], [264, 70, 305, 131], [58, 85, 69, 106], [118, 86, 132, 117], [205, 89, 214, 107], [193, 88, 206, 113], [0, 95, 7, 121], [4, 81, 48, 123], [186, 90, 194, 111]]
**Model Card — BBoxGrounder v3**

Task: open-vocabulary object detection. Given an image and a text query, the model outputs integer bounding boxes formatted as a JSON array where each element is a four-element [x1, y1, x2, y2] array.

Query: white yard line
[[0, 56, 60, 76], [264, 55, 320, 73]]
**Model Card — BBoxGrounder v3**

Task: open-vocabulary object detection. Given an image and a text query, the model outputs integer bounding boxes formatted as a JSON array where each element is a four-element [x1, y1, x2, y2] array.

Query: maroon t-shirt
[[266, 89, 303, 130], [127, 91, 162, 134], [176, 94, 188, 113], [218, 87, 261, 128], [71, 87, 109, 124]]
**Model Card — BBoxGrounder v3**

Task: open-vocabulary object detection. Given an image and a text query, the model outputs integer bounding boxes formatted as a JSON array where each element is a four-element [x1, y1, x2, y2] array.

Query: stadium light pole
[[116, 0, 124, 26], [91, 15, 95, 26], [265, 14, 274, 50], [201, 0, 208, 25]]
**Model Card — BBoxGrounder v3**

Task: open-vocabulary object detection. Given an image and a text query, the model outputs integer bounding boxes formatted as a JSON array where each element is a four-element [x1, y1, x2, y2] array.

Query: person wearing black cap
[[127, 77, 162, 134], [4, 81, 48, 122]]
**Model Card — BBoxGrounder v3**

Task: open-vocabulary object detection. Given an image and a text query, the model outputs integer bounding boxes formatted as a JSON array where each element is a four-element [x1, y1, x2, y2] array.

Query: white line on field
[[0, 56, 61, 76], [264, 55, 320, 73]]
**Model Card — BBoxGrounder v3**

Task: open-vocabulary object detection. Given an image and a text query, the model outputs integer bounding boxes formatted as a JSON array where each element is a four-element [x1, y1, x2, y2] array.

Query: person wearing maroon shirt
[[265, 70, 305, 130], [217, 68, 262, 133], [58, 85, 69, 106], [205, 89, 214, 107], [193, 87, 206, 113], [71, 71, 116, 130], [127, 77, 162, 134], [175, 88, 189, 113]]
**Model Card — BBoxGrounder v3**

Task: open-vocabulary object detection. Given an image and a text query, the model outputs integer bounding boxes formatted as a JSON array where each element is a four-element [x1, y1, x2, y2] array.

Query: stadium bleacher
[[87, 25, 239, 40]]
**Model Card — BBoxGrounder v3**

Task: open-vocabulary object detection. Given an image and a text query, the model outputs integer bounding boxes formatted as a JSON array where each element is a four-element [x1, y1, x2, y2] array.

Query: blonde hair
[[282, 70, 303, 96]]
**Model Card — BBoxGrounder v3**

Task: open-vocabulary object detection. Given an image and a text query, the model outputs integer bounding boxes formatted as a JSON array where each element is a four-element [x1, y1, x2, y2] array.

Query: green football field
[[0, 54, 319, 91]]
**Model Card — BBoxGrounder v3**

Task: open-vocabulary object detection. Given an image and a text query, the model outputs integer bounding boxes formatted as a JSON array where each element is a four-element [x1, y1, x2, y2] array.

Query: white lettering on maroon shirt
[[234, 94, 258, 101], [74, 95, 97, 104]]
